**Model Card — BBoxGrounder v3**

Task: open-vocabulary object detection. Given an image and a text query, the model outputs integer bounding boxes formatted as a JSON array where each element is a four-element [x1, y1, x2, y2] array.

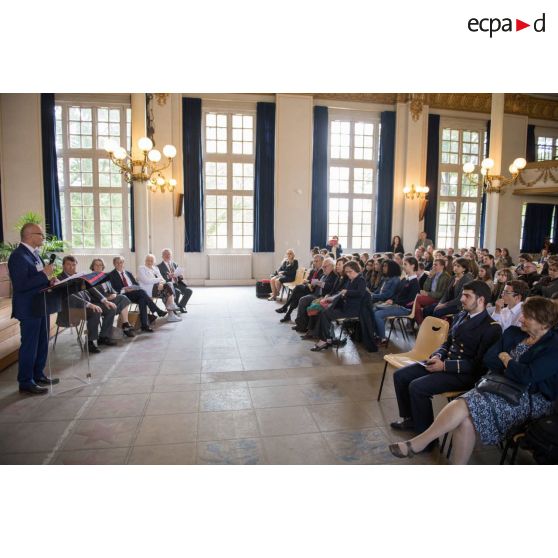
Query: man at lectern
[[7, 223, 60, 395]]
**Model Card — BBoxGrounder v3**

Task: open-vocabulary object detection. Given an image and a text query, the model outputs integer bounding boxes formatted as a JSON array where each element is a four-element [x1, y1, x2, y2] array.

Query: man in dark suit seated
[[8, 223, 60, 394], [57, 256, 117, 353], [108, 256, 165, 332], [390, 280, 502, 449], [89, 258, 135, 338], [157, 248, 192, 313]]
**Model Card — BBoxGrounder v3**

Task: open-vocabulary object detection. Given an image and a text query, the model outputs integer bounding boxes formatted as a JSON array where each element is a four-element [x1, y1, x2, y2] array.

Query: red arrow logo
[[516, 19, 530, 31]]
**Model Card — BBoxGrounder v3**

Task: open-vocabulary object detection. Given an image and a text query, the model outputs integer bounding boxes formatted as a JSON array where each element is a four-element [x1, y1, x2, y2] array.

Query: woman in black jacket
[[269, 249, 298, 301], [389, 296, 558, 464], [311, 261, 367, 351], [390, 235, 405, 255]]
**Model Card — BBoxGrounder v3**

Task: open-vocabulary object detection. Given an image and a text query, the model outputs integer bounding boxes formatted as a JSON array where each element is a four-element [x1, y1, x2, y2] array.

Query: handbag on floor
[[475, 372, 529, 406], [256, 280, 272, 298]]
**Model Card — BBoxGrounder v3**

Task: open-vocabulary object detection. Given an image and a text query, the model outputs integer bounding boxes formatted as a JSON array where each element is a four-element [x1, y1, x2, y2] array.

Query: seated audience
[[390, 281, 502, 443], [158, 248, 193, 313], [310, 261, 367, 351], [372, 256, 420, 345], [326, 235, 343, 259], [363, 259, 376, 290], [89, 258, 135, 337], [371, 260, 401, 303], [417, 262, 428, 289], [483, 254, 497, 277], [108, 256, 165, 333], [269, 249, 298, 301], [390, 235, 405, 254], [57, 256, 117, 353], [414, 258, 451, 325], [497, 247, 514, 270], [515, 253, 533, 276], [276, 254, 324, 322], [138, 254, 181, 322], [360, 253, 370, 265], [423, 258, 473, 318], [488, 279, 529, 331], [415, 231, 433, 250], [389, 297, 558, 463], [520, 261, 541, 288], [492, 267, 514, 303], [530, 257, 558, 298], [422, 251, 434, 272], [478, 264, 494, 292], [293, 257, 339, 334]]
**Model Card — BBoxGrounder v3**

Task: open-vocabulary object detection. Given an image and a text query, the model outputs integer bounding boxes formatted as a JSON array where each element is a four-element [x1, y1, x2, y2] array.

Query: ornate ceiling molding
[[311, 93, 558, 121]]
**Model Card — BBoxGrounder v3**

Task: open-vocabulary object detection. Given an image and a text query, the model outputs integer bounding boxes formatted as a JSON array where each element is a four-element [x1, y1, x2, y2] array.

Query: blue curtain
[[40, 94, 63, 238], [424, 115, 440, 243], [311, 106, 329, 249], [526, 124, 537, 162], [521, 203, 554, 252], [375, 111, 396, 251], [479, 120, 490, 247], [253, 102, 276, 252], [182, 97, 204, 252], [129, 184, 135, 252]]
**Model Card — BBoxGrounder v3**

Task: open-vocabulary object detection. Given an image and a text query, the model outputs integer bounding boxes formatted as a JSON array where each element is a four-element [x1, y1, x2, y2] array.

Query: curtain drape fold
[[521, 203, 554, 252], [253, 102, 276, 252], [311, 106, 329, 249], [424, 115, 440, 243], [375, 111, 396, 251], [182, 97, 204, 252], [40, 93, 63, 238]]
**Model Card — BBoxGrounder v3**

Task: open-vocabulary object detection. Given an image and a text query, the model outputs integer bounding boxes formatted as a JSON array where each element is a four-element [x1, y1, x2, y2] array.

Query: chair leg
[[386, 320, 395, 348], [377, 361, 388, 401], [398, 320, 408, 342], [53, 325, 60, 350]]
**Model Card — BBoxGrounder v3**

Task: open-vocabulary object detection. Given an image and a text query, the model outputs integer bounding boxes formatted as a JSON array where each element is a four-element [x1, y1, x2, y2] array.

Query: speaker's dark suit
[[8, 244, 51, 388], [108, 269, 158, 327], [157, 261, 192, 310]]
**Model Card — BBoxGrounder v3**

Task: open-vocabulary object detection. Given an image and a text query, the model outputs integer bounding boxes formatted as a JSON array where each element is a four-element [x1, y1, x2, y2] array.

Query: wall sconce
[[403, 184, 429, 200], [463, 157, 527, 194], [148, 173, 177, 194], [105, 136, 177, 192]]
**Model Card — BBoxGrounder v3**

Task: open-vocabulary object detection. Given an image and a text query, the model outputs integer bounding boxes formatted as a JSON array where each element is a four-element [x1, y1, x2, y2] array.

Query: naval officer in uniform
[[390, 280, 502, 444]]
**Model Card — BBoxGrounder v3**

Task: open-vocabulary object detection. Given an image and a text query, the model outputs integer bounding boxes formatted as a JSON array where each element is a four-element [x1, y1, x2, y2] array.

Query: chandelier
[[463, 157, 527, 194], [105, 137, 177, 193], [403, 184, 429, 200]]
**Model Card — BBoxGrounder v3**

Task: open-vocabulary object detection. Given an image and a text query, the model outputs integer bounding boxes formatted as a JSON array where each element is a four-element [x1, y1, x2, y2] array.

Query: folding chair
[[385, 295, 419, 349], [377, 316, 449, 401], [280, 267, 306, 301], [332, 317, 359, 355], [53, 307, 86, 351]]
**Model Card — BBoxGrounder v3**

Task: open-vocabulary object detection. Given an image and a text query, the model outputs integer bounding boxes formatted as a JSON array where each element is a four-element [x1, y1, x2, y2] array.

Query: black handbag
[[475, 372, 529, 406]]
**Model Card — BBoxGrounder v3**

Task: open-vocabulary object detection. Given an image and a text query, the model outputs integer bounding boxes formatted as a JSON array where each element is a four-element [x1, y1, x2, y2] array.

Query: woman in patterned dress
[[388, 296, 558, 464]]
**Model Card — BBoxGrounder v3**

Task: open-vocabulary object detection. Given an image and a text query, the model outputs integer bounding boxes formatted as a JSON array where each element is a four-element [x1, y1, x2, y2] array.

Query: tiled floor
[[0, 287, 508, 465]]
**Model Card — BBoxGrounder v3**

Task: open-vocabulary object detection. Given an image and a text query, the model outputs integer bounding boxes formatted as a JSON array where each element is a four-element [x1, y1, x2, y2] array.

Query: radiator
[[208, 254, 252, 280]]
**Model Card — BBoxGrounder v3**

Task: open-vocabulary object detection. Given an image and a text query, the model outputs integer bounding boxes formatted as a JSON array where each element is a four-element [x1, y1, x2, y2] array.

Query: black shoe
[[157, 309, 168, 318], [310, 342, 332, 352], [35, 377, 60, 386], [98, 337, 117, 346], [390, 418, 415, 431], [300, 333, 315, 340], [292, 326, 305, 332], [179, 307, 187, 313], [19, 384, 48, 395], [148, 314, 157, 324], [275, 307, 288, 314], [280, 315, 292, 323], [141, 326, 154, 333], [87, 341, 101, 353], [122, 327, 136, 338]]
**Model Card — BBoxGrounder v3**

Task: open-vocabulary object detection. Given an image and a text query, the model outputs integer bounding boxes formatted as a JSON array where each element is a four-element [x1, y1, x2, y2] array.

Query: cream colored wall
[[0, 94, 45, 243]]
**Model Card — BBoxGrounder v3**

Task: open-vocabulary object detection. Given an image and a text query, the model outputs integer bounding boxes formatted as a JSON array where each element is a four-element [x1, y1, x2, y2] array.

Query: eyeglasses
[[502, 290, 518, 296], [31, 233, 46, 238]]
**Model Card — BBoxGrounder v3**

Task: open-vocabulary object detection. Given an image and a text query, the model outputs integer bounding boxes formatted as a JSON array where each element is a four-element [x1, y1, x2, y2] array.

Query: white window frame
[[327, 109, 380, 252], [437, 118, 487, 250], [201, 102, 256, 253], [56, 99, 132, 255], [535, 126, 558, 161]]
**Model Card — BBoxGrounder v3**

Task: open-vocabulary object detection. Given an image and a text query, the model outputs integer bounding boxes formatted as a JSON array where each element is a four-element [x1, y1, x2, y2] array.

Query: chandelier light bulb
[[169, 178, 177, 187], [163, 145, 177, 159], [403, 185, 411, 194], [148, 149, 162, 163], [156, 176, 165, 187], [513, 157, 527, 170], [481, 158, 494, 170], [113, 147, 127, 160], [138, 137, 153, 152], [481, 167, 487, 176], [463, 162, 475, 174], [423, 186, 430, 193], [509, 164, 518, 175]]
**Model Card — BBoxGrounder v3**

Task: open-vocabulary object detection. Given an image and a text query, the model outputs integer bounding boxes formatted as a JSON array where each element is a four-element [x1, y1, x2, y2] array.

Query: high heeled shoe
[[388, 440, 416, 459], [310, 342, 331, 352]]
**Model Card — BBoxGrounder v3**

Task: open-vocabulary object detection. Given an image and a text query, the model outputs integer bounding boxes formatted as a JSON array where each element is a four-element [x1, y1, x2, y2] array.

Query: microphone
[[49, 254, 56, 265]]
